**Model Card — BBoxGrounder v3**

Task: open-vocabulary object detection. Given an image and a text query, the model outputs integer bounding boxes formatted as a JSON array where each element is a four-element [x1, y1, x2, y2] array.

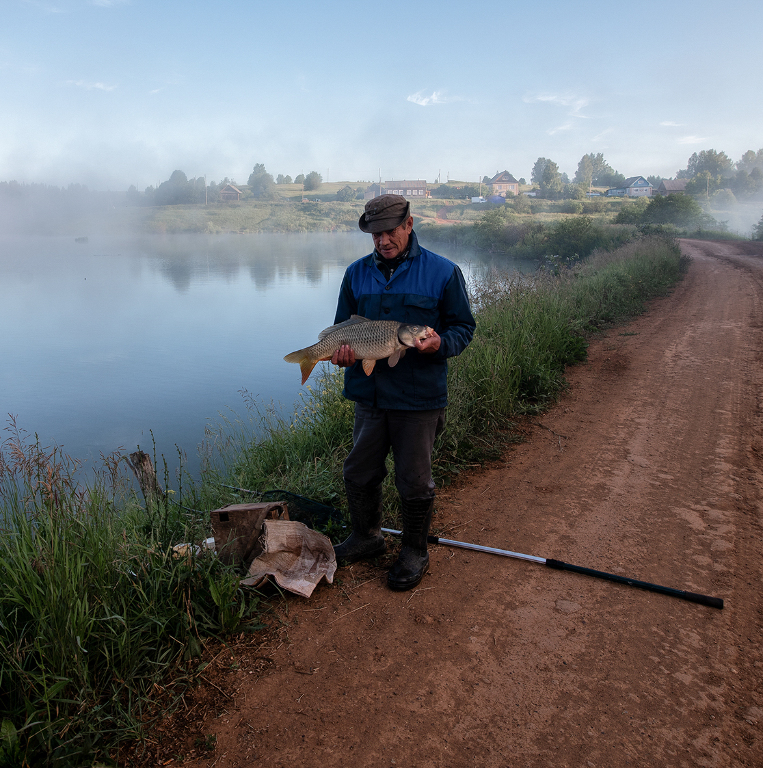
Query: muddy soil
[[147, 239, 763, 767]]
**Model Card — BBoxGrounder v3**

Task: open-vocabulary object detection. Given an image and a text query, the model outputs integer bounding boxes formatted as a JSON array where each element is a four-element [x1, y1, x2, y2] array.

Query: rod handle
[[545, 559, 723, 610], [383, 529, 440, 545]]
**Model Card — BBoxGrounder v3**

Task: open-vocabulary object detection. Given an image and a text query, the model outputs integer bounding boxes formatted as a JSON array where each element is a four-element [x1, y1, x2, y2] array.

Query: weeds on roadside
[[0, 420, 258, 766], [201, 234, 686, 527]]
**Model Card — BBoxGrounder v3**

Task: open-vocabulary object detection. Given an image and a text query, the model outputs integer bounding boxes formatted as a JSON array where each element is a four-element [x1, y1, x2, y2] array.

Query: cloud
[[677, 135, 707, 145], [90, 0, 129, 6], [524, 92, 591, 118], [548, 122, 574, 136], [407, 90, 452, 107], [660, 121, 682, 127], [67, 79, 117, 91], [592, 128, 613, 142]]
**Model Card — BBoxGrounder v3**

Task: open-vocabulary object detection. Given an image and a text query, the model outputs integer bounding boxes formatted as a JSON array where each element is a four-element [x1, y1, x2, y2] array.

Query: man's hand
[[414, 330, 441, 354], [331, 344, 356, 367]]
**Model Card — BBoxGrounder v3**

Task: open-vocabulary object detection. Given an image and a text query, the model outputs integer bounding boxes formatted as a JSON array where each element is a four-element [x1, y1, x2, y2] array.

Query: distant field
[[130, 192, 633, 234], [27, 181, 757, 237]]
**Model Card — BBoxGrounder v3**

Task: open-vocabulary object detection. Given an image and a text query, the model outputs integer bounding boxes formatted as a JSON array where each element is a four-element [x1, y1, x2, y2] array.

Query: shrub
[[753, 212, 763, 241]]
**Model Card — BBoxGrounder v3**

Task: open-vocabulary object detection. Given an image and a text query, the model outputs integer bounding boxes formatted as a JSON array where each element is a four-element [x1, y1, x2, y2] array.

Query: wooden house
[[220, 184, 243, 202], [380, 180, 429, 199], [656, 179, 688, 195]]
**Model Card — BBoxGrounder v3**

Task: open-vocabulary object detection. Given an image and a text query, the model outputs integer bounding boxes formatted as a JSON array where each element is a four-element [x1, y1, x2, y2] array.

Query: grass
[[0, 422, 261, 766], [0, 232, 687, 766]]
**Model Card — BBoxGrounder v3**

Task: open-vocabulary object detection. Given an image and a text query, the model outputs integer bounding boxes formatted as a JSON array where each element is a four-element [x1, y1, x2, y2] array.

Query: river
[[1, 232, 536, 481]]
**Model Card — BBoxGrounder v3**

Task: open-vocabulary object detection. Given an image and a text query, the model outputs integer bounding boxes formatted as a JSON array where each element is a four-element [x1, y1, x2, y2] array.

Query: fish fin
[[387, 349, 402, 368], [283, 349, 304, 363], [317, 315, 370, 340], [299, 359, 318, 384], [362, 358, 376, 376], [283, 350, 318, 385]]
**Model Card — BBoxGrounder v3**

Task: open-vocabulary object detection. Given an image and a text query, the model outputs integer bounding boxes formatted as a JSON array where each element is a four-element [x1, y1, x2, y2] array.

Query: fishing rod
[[382, 528, 724, 610], [215, 484, 724, 610]]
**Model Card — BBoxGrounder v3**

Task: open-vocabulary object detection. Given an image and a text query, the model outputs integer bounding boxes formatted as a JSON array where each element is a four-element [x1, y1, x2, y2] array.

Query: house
[[606, 177, 653, 197], [656, 179, 688, 195], [379, 180, 429, 199], [488, 171, 520, 197], [220, 184, 242, 202]]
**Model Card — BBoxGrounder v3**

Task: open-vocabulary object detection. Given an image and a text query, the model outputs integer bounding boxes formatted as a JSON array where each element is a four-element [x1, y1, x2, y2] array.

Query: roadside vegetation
[[0, 230, 687, 766], [200, 234, 686, 508], [0, 430, 251, 766]]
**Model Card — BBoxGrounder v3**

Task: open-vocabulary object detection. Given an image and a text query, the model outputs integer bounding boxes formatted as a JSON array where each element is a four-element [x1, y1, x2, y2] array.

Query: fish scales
[[316, 319, 402, 360], [284, 315, 434, 385]]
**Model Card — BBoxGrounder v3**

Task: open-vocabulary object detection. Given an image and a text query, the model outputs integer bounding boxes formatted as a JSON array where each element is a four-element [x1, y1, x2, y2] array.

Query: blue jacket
[[334, 231, 475, 410]]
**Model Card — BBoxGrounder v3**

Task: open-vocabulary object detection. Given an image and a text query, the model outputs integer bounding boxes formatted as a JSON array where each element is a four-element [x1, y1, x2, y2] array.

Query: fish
[[284, 315, 434, 385]]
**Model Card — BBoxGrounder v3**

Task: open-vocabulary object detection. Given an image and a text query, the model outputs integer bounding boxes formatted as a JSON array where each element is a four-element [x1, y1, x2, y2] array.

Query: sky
[[2, 0, 762, 191]]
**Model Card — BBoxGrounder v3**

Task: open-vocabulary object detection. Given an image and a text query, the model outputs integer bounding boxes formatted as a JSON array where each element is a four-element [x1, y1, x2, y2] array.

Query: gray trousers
[[343, 403, 445, 500]]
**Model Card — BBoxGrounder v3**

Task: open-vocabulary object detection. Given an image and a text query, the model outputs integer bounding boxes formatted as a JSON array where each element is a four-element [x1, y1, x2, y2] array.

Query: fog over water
[[1, 232, 533, 481]]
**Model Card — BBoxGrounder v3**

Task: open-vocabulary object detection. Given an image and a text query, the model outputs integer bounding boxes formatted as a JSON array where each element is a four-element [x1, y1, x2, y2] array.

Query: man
[[331, 194, 475, 591]]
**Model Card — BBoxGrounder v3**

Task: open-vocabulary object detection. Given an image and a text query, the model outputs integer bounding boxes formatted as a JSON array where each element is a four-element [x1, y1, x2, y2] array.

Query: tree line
[[121, 164, 327, 206], [518, 148, 763, 203], [3, 147, 762, 210]]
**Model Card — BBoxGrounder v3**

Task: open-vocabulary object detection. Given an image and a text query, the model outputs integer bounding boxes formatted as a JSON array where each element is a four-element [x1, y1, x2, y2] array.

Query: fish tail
[[283, 349, 318, 385]]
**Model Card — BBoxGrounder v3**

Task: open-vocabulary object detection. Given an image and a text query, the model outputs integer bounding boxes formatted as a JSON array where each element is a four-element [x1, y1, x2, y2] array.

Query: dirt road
[[165, 239, 763, 767]]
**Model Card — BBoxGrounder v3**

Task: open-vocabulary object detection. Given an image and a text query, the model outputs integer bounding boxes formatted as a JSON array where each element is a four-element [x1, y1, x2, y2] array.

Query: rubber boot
[[387, 496, 434, 591], [333, 481, 386, 563]]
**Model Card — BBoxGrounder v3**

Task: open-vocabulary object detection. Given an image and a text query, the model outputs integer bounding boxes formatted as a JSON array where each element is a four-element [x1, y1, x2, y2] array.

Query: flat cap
[[358, 194, 411, 233]]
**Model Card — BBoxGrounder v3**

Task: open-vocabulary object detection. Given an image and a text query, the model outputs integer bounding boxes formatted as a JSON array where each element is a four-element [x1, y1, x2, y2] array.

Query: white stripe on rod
[[381, 528, 546, 564]]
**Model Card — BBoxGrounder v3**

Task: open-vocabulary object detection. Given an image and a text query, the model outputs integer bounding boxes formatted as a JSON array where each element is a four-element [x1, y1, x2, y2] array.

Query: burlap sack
[[241, 520, 337, 598]]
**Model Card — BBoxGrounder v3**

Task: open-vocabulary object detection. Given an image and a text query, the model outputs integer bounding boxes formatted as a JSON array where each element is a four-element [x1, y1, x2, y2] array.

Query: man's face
[[372, 216, 413, 260]]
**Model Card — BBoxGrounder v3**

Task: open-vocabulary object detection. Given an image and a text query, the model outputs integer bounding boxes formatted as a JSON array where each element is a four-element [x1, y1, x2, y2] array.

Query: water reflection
[[0, 232, 536, 480]]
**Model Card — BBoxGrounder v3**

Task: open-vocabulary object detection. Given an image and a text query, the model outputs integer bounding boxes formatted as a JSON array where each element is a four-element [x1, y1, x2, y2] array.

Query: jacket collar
[[366, 231, 421, 284]]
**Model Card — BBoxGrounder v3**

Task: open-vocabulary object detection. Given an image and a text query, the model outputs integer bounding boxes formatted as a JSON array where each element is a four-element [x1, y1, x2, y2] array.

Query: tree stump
[[126, 450, 166, 503]]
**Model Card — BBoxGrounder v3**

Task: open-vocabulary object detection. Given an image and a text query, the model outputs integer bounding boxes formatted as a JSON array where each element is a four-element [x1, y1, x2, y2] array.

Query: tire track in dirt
[[160, 240, 763, 768]]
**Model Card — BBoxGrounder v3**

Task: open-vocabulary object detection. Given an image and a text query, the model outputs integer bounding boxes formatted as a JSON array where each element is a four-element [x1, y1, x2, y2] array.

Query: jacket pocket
[[402, 294, 439, 326]]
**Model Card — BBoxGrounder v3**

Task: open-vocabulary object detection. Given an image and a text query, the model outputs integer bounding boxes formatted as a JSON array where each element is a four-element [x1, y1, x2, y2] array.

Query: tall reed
[[0, 421, 255, 765]]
